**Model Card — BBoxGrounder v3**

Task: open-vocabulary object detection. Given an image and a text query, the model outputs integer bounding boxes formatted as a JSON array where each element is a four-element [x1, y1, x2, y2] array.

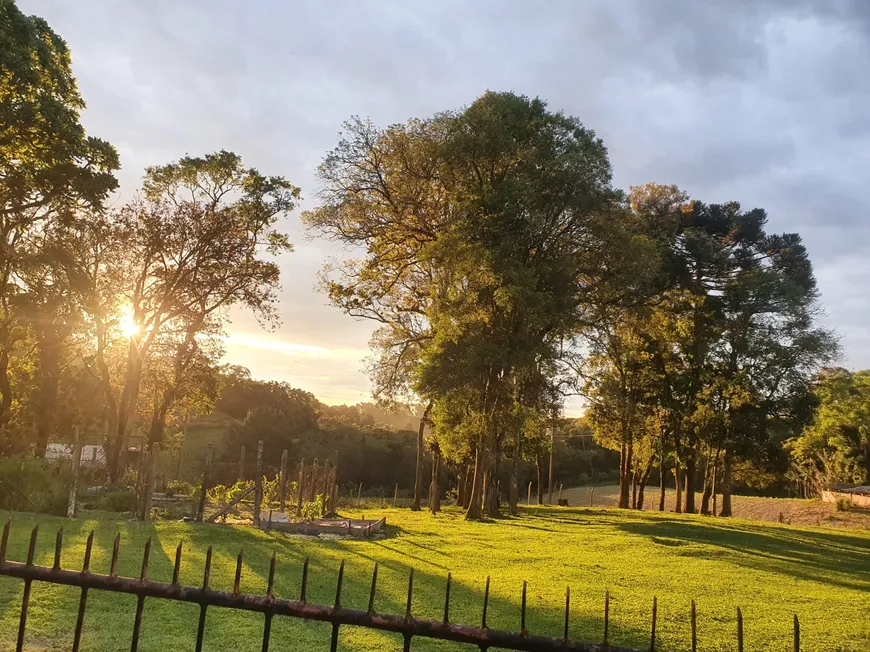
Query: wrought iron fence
[[0, 519, 802, 652]]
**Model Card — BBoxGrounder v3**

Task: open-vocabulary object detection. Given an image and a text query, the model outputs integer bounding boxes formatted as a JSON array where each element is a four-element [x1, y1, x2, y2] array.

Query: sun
[[118, 306, 140, 338]]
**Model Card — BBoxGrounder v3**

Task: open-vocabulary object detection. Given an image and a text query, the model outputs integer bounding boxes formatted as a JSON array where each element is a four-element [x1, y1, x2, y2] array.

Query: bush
[[0, 455, 73, 516], [300, 495, 324, 521], [165, 480, 195, 498], [95, 488, 137, 513], [834, 496, 851, 512]]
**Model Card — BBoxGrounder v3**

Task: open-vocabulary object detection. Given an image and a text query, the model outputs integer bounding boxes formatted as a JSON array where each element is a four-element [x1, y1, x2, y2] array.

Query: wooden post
[[393, 483, 398, 507], [254, 440, 264, 525], [296, 458, 305, 517], [196, 443, 213, 522], [279, 449, 288, 512], [67, 428, 82, 518], [239, 445, 246, 481], [310, 458, 319, 502], [527, 481, 532, 505], [558, 483, 563, 503], [357, 482, 363, 507], [176, 428, 185, 481], [140, 442, 159, 521], [589, 487, 595, 507]]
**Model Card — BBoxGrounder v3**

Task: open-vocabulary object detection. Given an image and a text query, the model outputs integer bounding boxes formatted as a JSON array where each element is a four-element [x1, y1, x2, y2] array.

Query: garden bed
[[263, 513, 386, 537]]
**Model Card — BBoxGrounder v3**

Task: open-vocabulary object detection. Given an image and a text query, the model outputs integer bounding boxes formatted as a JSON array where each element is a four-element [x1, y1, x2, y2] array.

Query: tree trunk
[[720, 449, 733, 517], [683, 454, 696, 514], [429, 453, 441, 514], [109, 339, 144, 482], [673, 455, 682, 513], [637, 463, 652, 510], [536, 455, 544, 504], [700, 454, 712, 516], [465, 445, 484, 520], [618, 441, 633, 508], [509, 428, 520, 515], [412, 401, 433, 511], [456, 467, 465, 507], [658, 456, 666, 511]]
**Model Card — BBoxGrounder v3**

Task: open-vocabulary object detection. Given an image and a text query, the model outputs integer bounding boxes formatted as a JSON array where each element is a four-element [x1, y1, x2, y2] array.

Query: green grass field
[[1, 506, 868, 651]]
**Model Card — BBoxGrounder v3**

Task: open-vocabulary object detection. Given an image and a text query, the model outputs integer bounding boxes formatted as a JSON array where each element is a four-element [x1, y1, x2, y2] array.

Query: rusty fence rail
[[0, 520, 802, 652]]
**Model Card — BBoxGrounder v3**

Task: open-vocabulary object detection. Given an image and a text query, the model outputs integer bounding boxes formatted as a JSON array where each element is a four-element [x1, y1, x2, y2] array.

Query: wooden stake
[[279, 449, 288, 512], [67, 428, 82, 518], [253, 440, 263, 525]]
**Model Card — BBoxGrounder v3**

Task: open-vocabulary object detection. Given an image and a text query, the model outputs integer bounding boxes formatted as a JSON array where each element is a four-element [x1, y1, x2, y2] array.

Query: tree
[[0, 0, 118, 446], [99, 151, 298, 478], [789, 368, 870, 492]]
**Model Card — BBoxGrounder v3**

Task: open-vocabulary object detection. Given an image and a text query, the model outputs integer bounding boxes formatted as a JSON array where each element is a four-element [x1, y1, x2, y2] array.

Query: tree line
[[1, 2, 859, 519]]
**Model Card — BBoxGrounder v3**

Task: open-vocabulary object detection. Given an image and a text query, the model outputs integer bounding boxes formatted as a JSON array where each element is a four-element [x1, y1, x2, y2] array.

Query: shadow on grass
[[0, 510, 659, 651], [597, 510, 870, 592]]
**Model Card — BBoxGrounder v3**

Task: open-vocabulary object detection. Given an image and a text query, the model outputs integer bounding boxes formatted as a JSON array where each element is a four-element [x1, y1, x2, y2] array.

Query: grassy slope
[[0, 507, 868, 652]]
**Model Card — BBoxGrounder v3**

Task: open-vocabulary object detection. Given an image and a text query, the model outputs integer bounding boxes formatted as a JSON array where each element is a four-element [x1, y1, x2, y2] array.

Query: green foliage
[[0, 455, 72, 515], [92, 488, 136, 513], [299, 495, 324, 521]]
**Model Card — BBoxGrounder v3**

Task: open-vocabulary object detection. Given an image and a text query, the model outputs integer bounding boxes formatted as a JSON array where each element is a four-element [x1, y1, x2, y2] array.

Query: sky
[[20, 0, 870, 414]]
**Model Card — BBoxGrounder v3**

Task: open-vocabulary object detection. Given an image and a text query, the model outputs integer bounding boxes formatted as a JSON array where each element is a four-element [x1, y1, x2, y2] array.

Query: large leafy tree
[[0, 0, 118, 445], [307, 91, 618, 518]]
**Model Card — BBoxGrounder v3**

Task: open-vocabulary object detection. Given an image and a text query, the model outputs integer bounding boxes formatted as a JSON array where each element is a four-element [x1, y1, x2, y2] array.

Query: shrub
[[95, 488, 137, 513], [834, 496, 851, 512], [300, 495, 324, 521], [165, 480, 195, 498], [0, 455, 73, 516]]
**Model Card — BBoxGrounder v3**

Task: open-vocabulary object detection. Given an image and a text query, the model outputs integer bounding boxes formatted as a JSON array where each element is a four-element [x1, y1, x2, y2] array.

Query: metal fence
[[0, 519, 802, 652]]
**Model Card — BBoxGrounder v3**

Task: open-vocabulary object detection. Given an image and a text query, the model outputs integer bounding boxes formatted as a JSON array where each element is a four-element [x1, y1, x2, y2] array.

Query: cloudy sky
[[20, 0, 870, 412]]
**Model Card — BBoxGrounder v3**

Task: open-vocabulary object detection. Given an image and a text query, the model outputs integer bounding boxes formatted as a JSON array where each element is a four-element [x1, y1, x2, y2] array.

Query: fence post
[[393, 483, 398, 507], [254, 440, 263, 526], [67, 427, 82, 518], [239, 445, 246, 481], [527, 481, 532, 506], [296, 459, 305, 516], [176, 428, 185, 481], [310, 459, 319, 502], [140, 443, 159, 522], [558, 484, 563, 503], [279, 449, 288, 512], [196, 443, 213, 522], [357, 482, 363, 507], [590, 487, 595, 507]]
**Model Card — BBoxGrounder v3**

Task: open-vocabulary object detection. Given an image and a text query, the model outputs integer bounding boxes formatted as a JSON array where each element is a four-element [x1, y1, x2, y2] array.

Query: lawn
[[0, 506, 868, 651]]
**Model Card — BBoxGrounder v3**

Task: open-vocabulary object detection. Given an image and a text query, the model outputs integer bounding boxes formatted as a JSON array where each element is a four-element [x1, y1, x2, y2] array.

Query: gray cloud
[[18, 0, 870, 404]]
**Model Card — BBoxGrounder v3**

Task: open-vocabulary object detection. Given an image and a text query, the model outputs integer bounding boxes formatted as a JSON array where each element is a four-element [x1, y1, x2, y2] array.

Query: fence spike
[[140, 538, 151, 582], [794, 613, 800, 652], [267, 552, 276, 598], [172, 541, 183, 585], [262, 613, 273, 652], [650, 596, 657, 652], [368, 563, 379, 614], [26, 525, 38, 565], [73, 532, 95, 652], [443, 572, 452, 624], [0, 519, 9, 563], [405, 568, 415, 619], [110, 533, 120, 577], [202, 546, 213, 589], [83, 531, 94, 574], [195, 547, 212, 652], [737, 606, 744, 652], [53, 529, 63, 570], [234, 549, 244, 594], [564, 586, 570, 641], [604, 589, 610, 646], [300, 556, 309, 603], [521, 580, 528, 634], [691, 599, 697, 652], [482, 576, 490, 629], [334, 560, 345, 608]]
